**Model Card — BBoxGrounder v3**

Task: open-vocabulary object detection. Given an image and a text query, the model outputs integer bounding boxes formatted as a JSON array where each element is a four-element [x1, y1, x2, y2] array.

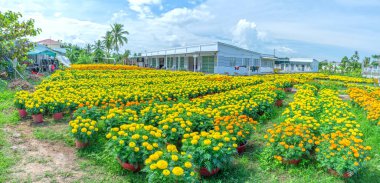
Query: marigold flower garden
[[14, 64, 380, 182]]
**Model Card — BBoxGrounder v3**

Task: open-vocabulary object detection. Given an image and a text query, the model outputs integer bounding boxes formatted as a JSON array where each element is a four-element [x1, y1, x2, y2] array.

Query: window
[[229, 58, 236, 67], [201, 56, 215, 73]]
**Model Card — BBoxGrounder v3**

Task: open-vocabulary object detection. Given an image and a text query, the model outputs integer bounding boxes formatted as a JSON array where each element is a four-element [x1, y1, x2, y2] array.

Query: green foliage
[[0, 11, 41, 71]]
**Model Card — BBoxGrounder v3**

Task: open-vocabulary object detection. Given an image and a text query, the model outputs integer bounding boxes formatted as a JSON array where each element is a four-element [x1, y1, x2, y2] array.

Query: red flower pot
[[75, 140, 89, 149], [282, 159, 301, 165], [328, 168, 353, 178], [117, 158, 142, 172], [275, 99, 283, 107], [53, 112, 63, 120], [32, 113, 43, 123], [284, 88, 292, 92], [237, 142, 247, 154], [199, 167, 220, 177], [18, 109, 27, 118]]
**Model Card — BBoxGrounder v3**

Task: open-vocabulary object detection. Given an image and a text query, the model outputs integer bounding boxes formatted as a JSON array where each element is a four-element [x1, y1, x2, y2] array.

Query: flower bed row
[[348, 87, 380, 125], [264, 84, 371, 178]]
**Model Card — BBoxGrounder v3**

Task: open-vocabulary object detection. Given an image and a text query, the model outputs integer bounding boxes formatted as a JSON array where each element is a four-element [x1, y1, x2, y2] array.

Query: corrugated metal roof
[[289, 58, 316, 63]]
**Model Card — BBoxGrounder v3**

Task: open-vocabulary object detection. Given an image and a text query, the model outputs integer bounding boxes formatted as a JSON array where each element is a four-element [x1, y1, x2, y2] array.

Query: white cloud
[[232, 19, 261, 49], [158, 7, 212, 25], [54, 12, 62, 17], [27, 12, 108, 45], [111, 10, 128, 22], [127, 0, 162, 18], [274, 46, 295, 54]]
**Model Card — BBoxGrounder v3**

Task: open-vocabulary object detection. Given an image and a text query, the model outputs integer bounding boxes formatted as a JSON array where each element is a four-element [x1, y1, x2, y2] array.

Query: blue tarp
[[28, 44, 56, 57]]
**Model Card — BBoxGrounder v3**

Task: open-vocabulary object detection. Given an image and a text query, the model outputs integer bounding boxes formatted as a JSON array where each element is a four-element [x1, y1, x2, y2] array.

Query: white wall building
[[132, 42, 273, 75], [275, 57, 319, 72]]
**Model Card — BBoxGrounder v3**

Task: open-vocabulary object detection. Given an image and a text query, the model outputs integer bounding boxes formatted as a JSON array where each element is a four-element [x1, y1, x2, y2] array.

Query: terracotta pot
[[328, 168, 353, 178], [284, 87, 292, 92], [75, 140, 89, 149], [32, 113, 43, 123], [117, 158, 142, 172], [282, 159, 301, 165], [18, 109, 28, 118], [237, 142, 248, 154], [53, 112, 63, 120], [275, 99, 283, 107], [199, 167, 220, 177]]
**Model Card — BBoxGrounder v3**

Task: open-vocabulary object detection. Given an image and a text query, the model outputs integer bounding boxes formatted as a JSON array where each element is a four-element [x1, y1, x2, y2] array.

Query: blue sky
[[1, 0, 379, 61]]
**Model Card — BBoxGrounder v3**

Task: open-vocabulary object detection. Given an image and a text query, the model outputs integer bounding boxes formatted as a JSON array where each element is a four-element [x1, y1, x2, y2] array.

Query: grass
[[33, 125, 74, 146], [0, 83, 19, 182], [348, 105, 380, 183]]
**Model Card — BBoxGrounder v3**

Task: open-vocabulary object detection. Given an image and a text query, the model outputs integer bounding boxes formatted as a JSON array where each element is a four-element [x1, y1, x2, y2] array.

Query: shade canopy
[[28, 44, 56, 57]]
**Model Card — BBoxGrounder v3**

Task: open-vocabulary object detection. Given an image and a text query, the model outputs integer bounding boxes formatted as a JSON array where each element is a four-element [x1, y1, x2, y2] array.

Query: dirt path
[[4, 121, 84, 183]]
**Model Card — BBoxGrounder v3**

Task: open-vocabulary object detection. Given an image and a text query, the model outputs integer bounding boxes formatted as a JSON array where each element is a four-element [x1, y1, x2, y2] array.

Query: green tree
[[103, 31, 112, 57], [110, 23, 129, 54], [0, 11, 41, 72], [340, 56, 350, 73], [85, 43, 92, 54], [363, 57, 371, 68], [92, 40, 104, 63]]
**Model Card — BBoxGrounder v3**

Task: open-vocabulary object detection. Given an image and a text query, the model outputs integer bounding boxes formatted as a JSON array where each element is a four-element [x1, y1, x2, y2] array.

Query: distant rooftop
[[38, 39, 61, 45], [289, 58, 317, 63]]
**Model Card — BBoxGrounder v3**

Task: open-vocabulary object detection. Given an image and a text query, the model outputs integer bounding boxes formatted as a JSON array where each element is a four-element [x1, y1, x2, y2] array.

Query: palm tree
[[103, 31, 113, 57], [85, 43, 92, 54], [122, 50, 131, 65], [110, 23, 129, 54], [363, 57, 371, 68], [93, 40, 104, 63]]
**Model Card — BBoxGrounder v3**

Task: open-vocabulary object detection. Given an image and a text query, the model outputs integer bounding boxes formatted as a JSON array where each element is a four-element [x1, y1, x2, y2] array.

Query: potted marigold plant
[[274, 89, 286, 107], [158, 115, 192, 145], [69, 116, 99, 149], [264, 122, 316, 165], [143, 145, 198, 183], [25, 99, 46, 123], [283, 82, 293, 92], [316, 131, 371, 178], [100, 107, 139, 129], [214, 115, 258, 154], [14, 91, 30, 118], [48, 101, 66, 120], [106, 123, 165, 172], [181, 131, 237, 176]]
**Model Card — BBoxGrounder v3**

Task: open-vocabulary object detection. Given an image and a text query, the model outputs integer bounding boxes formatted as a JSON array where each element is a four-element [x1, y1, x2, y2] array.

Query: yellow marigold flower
[[119, 140, 124, 145], [213, 146, 220, 151], [190, 172, 195, 176], [129, 142, 136, 148], [233, 143, 238, 148], [191, 139, 198, 145], [162, 169, 170, 176], [112, 136, 117, 140], [354, 162, 359, 166], [171, 155, 179, 161], [184, 162, 192, 168], [150, 164, 157, 170], [203, 139, 211, 145], [71, 129, 77, 133], [171, 128, 177, 133], [172, 166, 184, 176], [146, 145, 153, 151], [81, 128, 87, 133], [134, 147, 139, 152], [87, 131, 92, 136], [156, 160, 168, 169]]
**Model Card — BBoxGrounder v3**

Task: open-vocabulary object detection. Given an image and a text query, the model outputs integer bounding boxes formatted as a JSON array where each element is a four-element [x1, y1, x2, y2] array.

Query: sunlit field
[[6, 64, 379, 182]]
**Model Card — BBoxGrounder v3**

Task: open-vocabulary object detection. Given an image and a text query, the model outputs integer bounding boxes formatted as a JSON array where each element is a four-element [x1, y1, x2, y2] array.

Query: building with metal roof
[[131, 42, 274, 75]]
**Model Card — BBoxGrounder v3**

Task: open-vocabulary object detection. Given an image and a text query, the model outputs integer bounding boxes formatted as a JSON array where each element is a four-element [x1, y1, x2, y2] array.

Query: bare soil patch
[[5, 121, 84, 183]]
